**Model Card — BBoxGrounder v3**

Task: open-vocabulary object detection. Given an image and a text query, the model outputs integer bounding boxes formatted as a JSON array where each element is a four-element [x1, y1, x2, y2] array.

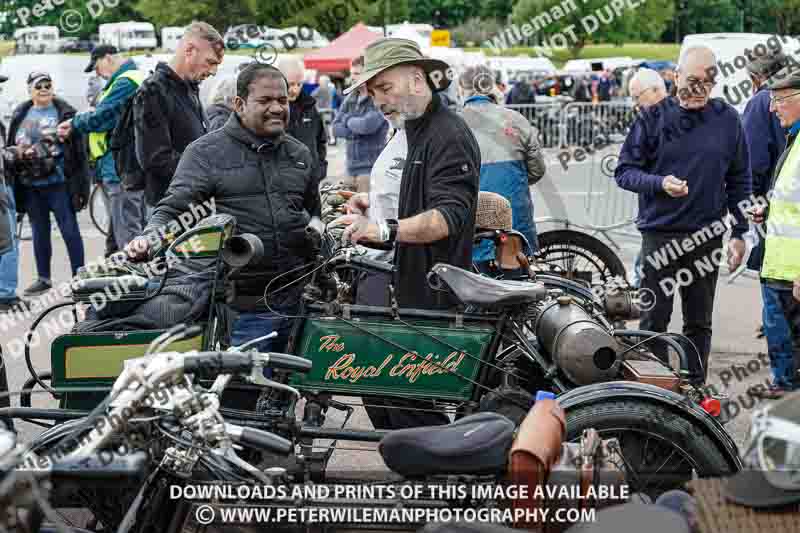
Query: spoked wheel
[[536, 230, 627, 286], [89, 183, 111, 236], [566, 400, 735, 501]]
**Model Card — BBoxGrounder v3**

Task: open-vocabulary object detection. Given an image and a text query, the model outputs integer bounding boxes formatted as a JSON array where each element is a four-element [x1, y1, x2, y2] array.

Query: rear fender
[[557, 381, 743, 471]]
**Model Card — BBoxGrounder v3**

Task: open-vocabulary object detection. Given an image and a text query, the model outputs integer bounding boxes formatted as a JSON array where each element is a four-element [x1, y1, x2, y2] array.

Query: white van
[[562, 57, 636, 73], [161, 26, 184, 52], [680, 33, 800, 113], [488, 56, 557, 86], [99, 22, 157, 51], [14, 26, 60, 54]]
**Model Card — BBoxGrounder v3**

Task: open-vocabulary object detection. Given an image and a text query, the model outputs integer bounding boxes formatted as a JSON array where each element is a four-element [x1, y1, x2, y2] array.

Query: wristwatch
[[386, 219, 399, 244]]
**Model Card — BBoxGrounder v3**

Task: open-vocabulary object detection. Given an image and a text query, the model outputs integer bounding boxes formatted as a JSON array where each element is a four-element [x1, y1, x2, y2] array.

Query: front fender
[[557, 381, 743, 471]]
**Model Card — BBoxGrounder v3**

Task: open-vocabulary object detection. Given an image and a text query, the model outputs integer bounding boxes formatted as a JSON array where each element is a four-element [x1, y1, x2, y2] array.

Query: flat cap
[[766, 61, 800, 90], [747, 49, 788, 78]]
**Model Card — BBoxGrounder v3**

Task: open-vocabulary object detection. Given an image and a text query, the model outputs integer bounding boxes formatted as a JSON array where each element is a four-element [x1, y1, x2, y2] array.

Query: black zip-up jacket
[[395, 94, 481, 310], [287, 91, 327, 181], [8, 97, 90, 215], [134, 62, 208, 206], [144, 113, 321, 310]]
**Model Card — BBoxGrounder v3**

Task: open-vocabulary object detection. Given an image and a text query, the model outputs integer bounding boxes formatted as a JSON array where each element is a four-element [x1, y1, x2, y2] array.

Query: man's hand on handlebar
[[344, 193, 369, 215], [125, 237, 151, 261], [330, 214, 380, 246]]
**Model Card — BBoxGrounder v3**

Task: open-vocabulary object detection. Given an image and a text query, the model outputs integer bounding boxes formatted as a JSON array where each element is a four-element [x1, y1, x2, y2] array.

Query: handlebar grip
[[183, 353, 254, 378], [226, 424, 293, 455], [348, 255, 396, 275], [267, 352, 312, 374], [50, 450, 150, 484]]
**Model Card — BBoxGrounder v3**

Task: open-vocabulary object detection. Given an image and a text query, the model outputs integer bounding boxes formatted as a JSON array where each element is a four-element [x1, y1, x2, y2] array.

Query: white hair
[[276, 56, 305, 78], [630, 68, 666, 93], [207, 75, 237, 108], [678, 45, 717, 69]]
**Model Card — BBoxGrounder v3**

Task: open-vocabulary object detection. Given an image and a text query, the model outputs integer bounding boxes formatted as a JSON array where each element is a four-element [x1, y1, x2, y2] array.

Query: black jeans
[[639, 232, 723, 383], [355, 270, 450, 430]]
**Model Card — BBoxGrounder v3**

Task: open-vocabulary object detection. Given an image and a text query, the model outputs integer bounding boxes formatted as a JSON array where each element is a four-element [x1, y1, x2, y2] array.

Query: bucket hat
[[344, 38, 452, 95]]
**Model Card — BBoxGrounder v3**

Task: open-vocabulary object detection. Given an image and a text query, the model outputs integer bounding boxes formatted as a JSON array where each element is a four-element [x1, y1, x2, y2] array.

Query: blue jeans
[[224, 302, 298, 412], [0, 185, 19, 301], [632, 252, 642, 288], [24, 184, 85, 280], [230, 305, 297, 354], [761, 283, 798, 389]]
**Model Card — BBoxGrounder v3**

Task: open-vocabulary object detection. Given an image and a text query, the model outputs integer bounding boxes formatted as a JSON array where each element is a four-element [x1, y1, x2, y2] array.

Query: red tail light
[[700, 397, 721, 417]]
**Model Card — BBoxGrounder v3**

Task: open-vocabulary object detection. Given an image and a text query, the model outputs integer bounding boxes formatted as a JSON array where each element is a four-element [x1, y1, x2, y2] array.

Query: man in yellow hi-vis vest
[[750, 63, 800, 398], [57, 45, 146, 252]]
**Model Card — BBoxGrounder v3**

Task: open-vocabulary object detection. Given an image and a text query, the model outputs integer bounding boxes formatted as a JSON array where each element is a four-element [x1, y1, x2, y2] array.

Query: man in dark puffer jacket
[[126, 63, 321, 361]]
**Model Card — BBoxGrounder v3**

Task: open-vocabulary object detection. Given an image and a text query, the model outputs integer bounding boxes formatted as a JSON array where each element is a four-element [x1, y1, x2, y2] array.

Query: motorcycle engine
[[531, 295, 622, 385]]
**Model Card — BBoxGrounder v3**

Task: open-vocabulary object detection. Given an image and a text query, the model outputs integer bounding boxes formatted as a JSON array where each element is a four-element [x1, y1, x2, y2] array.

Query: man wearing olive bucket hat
[[332, 38, 481, 429]]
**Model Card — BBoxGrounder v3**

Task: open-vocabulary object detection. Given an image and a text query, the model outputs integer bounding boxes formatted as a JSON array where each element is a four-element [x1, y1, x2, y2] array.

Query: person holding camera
[[8, 72, 89, 296]]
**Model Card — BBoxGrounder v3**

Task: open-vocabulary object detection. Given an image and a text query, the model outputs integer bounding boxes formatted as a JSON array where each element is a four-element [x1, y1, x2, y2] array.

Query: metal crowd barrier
[[508, 101, 637, 149], [506, 103, 563, 149]]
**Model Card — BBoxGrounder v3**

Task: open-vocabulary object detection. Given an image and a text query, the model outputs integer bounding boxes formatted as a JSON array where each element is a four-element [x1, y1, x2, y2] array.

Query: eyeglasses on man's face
[[770, 91, 800, 105]]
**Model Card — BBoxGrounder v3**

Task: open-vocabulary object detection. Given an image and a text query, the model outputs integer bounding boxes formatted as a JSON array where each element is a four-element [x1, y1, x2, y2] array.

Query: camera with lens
[[12, 127, 59, 187]]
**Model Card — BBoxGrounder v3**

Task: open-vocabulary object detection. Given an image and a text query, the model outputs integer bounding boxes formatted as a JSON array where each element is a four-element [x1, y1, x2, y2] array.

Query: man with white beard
[[332, 38, 480, 429]]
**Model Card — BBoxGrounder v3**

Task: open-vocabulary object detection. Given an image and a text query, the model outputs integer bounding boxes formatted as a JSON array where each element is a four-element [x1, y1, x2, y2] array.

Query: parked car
[[60, 38, 95, 53]]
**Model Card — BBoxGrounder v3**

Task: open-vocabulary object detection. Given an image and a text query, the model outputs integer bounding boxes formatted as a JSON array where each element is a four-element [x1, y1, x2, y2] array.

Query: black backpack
[[109, 87, 146, 192]]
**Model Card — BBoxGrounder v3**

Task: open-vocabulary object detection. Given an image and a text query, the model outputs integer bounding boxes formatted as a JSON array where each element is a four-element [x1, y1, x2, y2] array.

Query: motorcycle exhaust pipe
[[533, 296, 622, 386]]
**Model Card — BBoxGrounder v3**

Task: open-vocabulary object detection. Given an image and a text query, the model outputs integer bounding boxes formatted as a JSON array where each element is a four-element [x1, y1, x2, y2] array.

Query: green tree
[[511, 0, 673, 56], [135, 0, 258, 34], [479, 0, 516, 22], [410, 0, 479, 28], [680, 0, 740, 35], [362, 0, 411, 27], [279, 0, 372, 38], [767, 0, 800, 35], [1, 0, 142, 40]]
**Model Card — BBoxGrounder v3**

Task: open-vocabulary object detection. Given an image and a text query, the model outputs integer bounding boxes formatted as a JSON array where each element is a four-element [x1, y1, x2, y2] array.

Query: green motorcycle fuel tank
[[290, 315, 496, 402]]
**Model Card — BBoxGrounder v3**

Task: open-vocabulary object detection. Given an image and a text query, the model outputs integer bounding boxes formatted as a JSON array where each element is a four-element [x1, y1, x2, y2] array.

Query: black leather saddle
[[429, 263, 547, 308], [378, 412, 515, 478]]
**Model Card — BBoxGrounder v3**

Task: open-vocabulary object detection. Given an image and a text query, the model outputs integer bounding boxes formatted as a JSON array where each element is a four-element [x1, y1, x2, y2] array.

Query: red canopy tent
[[304, 23, 382, 74]]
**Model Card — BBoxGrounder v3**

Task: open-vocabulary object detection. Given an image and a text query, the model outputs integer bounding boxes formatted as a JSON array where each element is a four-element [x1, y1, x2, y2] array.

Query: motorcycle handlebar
[[226, 424, 293, 455], [183, 351, 312, 377], [183, 352, 254, 378], [330, 254, 396, 275]]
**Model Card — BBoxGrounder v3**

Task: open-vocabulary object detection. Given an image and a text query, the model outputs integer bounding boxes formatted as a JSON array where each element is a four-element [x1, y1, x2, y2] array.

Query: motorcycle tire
[[565, 399, 735, 499], [536, 230, 628, 286]]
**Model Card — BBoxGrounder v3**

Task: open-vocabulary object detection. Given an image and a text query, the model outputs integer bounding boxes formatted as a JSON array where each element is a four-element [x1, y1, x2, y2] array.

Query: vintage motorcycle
[[13, 214, 740, 512], [7, 330, 634, 533]]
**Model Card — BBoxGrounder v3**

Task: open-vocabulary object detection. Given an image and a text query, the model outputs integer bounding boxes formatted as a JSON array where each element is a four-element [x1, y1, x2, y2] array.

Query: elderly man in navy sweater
[[614, 45, 752, 384]]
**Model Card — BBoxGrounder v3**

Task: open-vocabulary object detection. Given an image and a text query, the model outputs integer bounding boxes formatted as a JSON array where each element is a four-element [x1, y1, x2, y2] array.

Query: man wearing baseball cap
[[57, 45, 146, 252], [750, 61, 800, 397], [332, 38, 481, 429]]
